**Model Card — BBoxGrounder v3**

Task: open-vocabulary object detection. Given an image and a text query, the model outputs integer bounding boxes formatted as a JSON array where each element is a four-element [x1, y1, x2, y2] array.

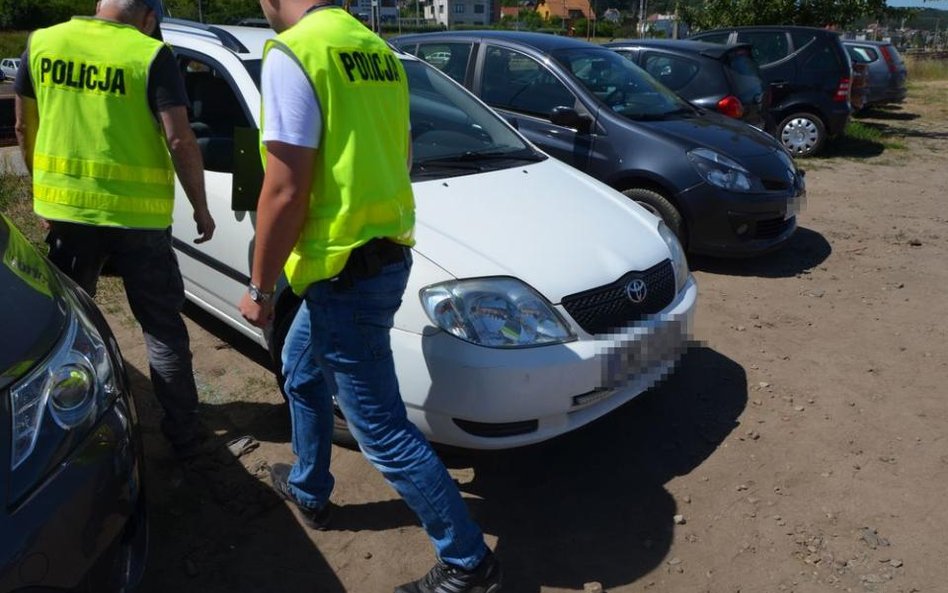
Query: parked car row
[[2, 19, 908, 592], [843, 39, 908, 108], [393, 31, 804, 259]]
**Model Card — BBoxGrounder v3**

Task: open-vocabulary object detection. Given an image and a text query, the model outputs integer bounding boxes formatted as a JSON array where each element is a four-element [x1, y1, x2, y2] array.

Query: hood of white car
[[412, 158, 671, 304]]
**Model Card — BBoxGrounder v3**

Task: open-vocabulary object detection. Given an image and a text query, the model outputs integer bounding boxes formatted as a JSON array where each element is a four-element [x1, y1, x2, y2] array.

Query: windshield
[[403, 59, 543, 180], [551, 47, 692, 119]]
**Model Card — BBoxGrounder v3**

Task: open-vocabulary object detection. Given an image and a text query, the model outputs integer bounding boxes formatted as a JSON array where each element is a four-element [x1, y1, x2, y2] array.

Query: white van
[[161, 21, 697, 449]]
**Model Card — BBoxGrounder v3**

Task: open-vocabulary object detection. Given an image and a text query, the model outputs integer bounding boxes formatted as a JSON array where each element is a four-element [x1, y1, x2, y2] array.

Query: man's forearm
[[168, 134, 209, 213], [159, 106, 209, 213], [252, 185, 308, 291], [14, 95, 37, 175]]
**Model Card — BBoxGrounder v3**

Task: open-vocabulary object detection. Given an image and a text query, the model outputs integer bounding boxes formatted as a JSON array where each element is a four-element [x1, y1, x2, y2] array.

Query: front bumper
[[393, 276, 698, 449], [0, 395, 146, 593], [679, 177, 805, 257]]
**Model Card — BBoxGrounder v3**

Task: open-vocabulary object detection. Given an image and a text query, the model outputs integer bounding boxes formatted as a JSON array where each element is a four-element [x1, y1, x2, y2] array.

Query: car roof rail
[[162, 18, 249, 54]]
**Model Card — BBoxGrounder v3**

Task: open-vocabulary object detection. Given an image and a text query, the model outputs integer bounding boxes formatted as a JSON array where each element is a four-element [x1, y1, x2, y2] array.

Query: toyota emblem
[[626, 278, 647, 304]]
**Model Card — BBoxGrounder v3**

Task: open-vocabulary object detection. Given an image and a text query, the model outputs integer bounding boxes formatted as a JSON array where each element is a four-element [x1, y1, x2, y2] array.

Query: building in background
[[535, 0, 596, 33], [425, 0, 494, 27]]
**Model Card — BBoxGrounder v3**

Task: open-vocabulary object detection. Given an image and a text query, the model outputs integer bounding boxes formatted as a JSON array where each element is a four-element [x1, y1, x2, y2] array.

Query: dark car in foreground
[[843, 40, 907, 107], [0, 214, 146, 592], [605, 39, 770, 130], [393, 31, 805, 257], [690, 25, 852, 157]]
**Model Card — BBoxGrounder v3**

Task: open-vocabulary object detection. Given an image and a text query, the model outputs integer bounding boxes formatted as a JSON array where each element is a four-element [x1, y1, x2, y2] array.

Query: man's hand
[[239, 291, 274, 328], [193, 206, 216, 243]]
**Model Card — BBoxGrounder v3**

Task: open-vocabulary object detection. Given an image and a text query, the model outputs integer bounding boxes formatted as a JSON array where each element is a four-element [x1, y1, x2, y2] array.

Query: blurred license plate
[[600, 319, 686, 389]]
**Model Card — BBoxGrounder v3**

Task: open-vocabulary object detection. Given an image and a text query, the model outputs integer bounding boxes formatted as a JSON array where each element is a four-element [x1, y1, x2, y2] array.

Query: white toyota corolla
[[161, 21, 697, 449]]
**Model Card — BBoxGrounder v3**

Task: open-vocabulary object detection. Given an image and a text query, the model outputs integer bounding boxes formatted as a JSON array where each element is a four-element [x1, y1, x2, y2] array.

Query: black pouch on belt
[[332, 238, 407, 290]]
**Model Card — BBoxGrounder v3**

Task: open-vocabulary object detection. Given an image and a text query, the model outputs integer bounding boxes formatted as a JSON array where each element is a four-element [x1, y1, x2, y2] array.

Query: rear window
[[804, 44, 842, 71], [415, 42, 474, 84], [736, 31, 790, 65], [724, 48, 764, 97], [642, 53, 700, 91], [791, 32, 817, 51], [694, 32, 730, 45], [848, 45, 878, 63]]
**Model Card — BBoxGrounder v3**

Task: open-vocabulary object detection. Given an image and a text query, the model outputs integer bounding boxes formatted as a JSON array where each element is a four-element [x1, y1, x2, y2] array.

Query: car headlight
[[687, 147, 761, 193], [658, 221, 690, 291], [10, 290, 118, 470], [420, 277, 576, 348]]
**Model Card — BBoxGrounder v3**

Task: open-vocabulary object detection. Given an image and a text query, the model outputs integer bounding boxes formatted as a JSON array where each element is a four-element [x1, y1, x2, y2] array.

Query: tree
[[0, 0, 92, 29], [683, 0, 892, 30]]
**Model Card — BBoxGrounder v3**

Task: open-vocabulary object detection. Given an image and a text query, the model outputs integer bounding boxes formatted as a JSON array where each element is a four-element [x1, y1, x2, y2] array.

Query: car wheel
[[269, 298, 359, 449], [621, 187, 687, 248], [777, 112, 826, 157]]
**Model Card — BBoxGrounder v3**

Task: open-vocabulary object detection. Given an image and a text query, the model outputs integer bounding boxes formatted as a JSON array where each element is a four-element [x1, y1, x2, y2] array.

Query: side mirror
[[231, 126, 264, 211], [550, 106, 592, 134]]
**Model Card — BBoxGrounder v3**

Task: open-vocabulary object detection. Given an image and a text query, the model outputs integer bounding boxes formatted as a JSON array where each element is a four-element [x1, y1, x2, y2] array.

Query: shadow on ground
[[126, 362, 346, 592], [440, 346, 748, 592], [853, 104, 919, 122], [818, 132, 886, 158], [133, 309, 744, 592], [690, 226, 831, 278]]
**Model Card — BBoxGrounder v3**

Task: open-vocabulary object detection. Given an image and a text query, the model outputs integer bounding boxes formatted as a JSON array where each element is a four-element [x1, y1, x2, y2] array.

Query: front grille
[[561, 260, 676, 335], [761, 177, 791, 191], [755, 216, 794, 239]]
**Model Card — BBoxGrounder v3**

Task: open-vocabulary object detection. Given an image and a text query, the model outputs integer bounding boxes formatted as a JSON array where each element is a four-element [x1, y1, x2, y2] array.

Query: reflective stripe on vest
[[262, 9, 415, 294], [29, 17, 174, 229]]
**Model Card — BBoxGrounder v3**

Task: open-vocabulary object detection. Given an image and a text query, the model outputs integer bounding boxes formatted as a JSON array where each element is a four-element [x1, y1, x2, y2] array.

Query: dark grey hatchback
[[605, 39, 770, 131], [0, 214, 146, 592], [393, 31, 805, 256]]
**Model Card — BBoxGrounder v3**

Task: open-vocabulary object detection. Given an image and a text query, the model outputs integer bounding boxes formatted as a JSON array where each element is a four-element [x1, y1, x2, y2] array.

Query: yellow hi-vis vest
[[262, 8, 415, 295], [29, 17, 175, 229]]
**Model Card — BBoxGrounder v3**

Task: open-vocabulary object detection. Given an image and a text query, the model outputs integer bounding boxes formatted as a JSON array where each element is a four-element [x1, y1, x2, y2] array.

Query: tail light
[[834, 76, 851, 102], [880, 45, 898, 74], [716, 95, 744, 119]]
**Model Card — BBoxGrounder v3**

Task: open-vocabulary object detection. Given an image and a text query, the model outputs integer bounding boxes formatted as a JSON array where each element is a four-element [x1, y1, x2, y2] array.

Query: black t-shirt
[[15, 45, 189, 118]]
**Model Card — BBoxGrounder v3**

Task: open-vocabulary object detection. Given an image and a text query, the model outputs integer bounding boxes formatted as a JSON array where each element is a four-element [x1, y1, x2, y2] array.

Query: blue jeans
[[281, 252, 487, 570]]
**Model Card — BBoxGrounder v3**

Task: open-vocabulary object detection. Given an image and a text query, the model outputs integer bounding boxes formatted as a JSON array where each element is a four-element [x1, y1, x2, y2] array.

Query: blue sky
[[887, 0, 948, 7]]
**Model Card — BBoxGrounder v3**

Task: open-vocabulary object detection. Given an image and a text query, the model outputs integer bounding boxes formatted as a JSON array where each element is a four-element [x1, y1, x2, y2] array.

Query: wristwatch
[[248, 282, 274, 304]]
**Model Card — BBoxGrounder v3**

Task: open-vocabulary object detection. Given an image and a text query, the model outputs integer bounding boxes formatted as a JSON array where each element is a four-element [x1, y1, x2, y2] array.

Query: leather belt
[[332, 238, 408, 289]]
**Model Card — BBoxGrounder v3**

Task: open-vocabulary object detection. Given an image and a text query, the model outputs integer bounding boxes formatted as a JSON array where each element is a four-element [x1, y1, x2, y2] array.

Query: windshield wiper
[[419, 149, 545, 166], [630, 107, 697, 121]]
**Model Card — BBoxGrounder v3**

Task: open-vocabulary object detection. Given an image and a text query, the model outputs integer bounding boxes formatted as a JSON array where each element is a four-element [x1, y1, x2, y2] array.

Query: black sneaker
[[269, 462, 333, 530], [395, 550, 502, 593]]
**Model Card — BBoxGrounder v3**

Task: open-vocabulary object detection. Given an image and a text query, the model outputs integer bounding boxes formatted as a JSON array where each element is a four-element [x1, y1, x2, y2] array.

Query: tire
[[777, 112, 826, 157], [621, 187, 687, 248], [269, 297, 358, 449]]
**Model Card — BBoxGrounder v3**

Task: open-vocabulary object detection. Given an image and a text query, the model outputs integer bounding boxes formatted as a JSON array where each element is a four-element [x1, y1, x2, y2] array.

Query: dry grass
[[0, 172, 127, 307], [904, 56, 948, 82]]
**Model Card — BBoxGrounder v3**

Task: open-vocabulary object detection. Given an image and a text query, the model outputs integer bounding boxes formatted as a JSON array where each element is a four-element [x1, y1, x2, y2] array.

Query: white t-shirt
[[261, 48, 322, 149]]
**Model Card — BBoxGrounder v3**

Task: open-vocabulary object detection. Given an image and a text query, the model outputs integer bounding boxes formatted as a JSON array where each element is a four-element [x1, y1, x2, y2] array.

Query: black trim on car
[[172, 238, 250, 285]]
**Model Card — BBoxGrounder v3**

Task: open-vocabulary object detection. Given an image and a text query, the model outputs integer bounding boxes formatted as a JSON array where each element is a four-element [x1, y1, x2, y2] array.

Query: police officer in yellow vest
[[15, 0, 216, 459], [238, 1, 500, 591]]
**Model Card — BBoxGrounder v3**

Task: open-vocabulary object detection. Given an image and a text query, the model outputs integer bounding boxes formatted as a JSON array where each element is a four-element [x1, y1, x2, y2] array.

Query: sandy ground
[[87, 81, 948, 593]]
